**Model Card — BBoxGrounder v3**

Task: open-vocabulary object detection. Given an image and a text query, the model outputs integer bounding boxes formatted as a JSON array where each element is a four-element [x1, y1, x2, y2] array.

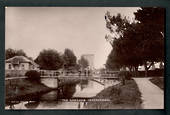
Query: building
[[5, 56, 39, 70], [5, 56, 39, 76], [138, 62, 164, 71], [81, 54, 94, 70]]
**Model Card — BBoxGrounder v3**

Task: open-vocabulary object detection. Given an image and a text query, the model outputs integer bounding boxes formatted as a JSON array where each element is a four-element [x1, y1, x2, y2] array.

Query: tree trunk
[[144, 61, 153, 77], [135, 66, 138, 77], [128, 66, 132, 72], [144, 62, 148, 77], [145, 68, 148, 77], [132, 67, 135, 77]]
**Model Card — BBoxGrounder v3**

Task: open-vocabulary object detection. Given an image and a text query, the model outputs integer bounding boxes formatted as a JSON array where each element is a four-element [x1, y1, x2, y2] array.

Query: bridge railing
[[5, 69, 120, 80], [100, 71, 119, 77]]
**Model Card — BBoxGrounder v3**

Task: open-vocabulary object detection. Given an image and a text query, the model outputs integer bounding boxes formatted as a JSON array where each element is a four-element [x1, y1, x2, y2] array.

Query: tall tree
[[62, 48, 77, 70], [134, 7, 164, 34], [134, 7, 165, 76], [35, 49, 63, 70], [105, 49, 121, 70], [6, 48, 27, 59], [78, 56, 89, 70], [105, 13, 141, 73], [5, 48, 16, 59], [105, 7, 164, 76]]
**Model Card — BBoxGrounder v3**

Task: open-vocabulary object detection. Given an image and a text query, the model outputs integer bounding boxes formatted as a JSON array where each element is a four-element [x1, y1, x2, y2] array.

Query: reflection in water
[[79, 80, 89, 90], [40, 90, 59, 101], [24, 101, 40, 109], [73, 80, 104, 97], [40, 78, 59, 88], [5, 79, 119, 109]]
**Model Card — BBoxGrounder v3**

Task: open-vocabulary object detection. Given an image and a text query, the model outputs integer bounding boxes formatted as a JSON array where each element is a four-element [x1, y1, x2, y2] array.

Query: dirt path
[[133, 78, 164, 109]]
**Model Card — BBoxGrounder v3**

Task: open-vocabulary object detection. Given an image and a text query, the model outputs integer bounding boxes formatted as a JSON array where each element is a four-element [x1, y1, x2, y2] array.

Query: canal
[[5, 78, 119, 109]]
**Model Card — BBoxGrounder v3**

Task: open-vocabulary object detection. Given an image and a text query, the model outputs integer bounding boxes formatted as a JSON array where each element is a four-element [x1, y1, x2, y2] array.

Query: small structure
[[5, 56, 39, 77]]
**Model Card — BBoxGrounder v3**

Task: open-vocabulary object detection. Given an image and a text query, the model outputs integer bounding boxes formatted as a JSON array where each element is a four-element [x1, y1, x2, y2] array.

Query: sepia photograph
[[5, 7, 164, 109]]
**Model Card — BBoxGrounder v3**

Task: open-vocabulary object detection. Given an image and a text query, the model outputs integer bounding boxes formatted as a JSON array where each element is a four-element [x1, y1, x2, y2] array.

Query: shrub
[[118, 71, 132, 80], [25, 70, 41, 82], [138, 69, 164, 77], [6, 74, 11, 78]]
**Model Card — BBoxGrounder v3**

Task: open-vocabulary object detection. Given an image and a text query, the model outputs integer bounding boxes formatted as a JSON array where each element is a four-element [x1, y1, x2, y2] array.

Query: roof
[[6, 56, 39, 67]]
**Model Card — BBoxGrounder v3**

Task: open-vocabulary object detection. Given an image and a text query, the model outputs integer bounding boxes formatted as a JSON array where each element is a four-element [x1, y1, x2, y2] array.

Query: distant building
[[81, 54, 94, 70], [138, 62, 164, 71], [5, 56, 39, 76]]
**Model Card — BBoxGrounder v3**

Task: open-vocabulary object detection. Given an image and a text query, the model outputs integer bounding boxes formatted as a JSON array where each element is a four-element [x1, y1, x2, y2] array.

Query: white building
[[5, 56, 39, 70], [5, 56, 39, 77]]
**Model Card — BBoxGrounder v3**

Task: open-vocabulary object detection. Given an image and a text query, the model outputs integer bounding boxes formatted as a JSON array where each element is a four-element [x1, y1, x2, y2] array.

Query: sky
[[5, 7, 139, 69]]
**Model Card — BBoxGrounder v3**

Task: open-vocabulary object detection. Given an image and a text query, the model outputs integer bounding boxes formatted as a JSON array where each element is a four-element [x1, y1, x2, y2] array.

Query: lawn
[[149, 77, 164, 90], [85, 79, 142, 109], [5, 78, 52, 103]]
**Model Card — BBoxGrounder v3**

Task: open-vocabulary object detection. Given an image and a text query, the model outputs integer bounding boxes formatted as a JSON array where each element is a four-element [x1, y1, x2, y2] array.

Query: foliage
[[118, 71, 132, 80], [105, 7, 164, 76], [78, 56, 89, 69], [105, 13, 141, 71], [134, 7, 164, 69], [6, 48, 27, 59], [25, 70, 41, 82], [105, 49, 121, 70], [138, 69, 164, 77], [62, 48, 77, 70], [134, 7, 164, 34], [35, 49, 63, 70], [5, 78, 50, 101], [134, 7, 164, 76]]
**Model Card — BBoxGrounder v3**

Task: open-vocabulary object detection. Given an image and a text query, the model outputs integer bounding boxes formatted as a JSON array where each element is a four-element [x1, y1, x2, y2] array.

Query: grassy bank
[[5, 78, 82, 103], [149, 77, 164, 90], [85, 79, 142, 109], [5, 79, 52, 103]]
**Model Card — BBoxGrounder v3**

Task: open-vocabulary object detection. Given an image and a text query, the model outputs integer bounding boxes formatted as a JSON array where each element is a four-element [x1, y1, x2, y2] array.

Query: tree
[[105, 13, 141, 74], [105, 49, 121, 70], [6, 48, 27, 59], [134, 7, 164, 34], [35, 49, 63, 70], [78, 56, 89, 70], [25, 70, 41, 82], [105, 7, 164, 77], [16, 49, 27, 57], [62, 48, 77, 70], [134, 7, 165, 76], [6, 48, 16, 59]]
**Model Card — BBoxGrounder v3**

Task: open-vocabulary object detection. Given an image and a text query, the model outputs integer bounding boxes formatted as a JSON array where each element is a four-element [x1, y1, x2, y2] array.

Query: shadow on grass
[[149, 77, 164, 90], [86, 79, 142, 109]]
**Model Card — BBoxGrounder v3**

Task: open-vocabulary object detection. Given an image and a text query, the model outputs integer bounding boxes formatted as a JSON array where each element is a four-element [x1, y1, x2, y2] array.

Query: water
[[41, 78, 59, 88], [5, 78, 119, 109]]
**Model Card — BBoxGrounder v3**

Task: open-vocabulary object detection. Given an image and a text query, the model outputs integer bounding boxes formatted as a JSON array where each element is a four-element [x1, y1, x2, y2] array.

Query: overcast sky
[[5, 7, 139, 68]]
